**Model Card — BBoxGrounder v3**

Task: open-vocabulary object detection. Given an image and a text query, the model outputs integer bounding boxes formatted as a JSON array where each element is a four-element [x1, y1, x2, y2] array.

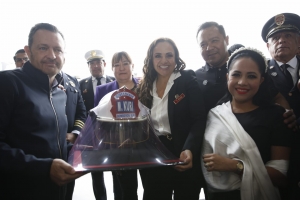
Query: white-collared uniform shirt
[[92, 76, 106, 94], [151, 72, 181, 136], [276, 56, 299, 85]]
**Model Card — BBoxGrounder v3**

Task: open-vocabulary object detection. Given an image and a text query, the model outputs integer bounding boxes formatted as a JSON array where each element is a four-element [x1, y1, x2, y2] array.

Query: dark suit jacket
[[268, 58, 300, 199], [79, 75, 115, 114], [167, 70, 206, 159], [94, 77, 138, 107], [147, 70, 206, 161], [61, 72, 86, 133], [268, 58, 300, 123]]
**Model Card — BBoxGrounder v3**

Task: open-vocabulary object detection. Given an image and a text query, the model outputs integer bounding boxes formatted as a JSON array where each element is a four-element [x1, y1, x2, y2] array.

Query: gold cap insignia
[[91, 50, 97, 57], [275, 14, 285, 26]]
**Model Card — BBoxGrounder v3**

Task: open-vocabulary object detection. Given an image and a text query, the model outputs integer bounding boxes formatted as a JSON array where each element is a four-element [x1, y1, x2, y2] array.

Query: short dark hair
[[111, 51, 133, 68], [228, 44, 245, 55], [28, 23, 64, 48], [13, 49, 26, 61], [196, 21, 226, 39]]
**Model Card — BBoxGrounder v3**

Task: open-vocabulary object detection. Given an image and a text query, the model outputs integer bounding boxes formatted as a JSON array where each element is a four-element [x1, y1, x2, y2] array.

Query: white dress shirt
[[92, 76, 106, 94], [276, 56, 298, 85], [151, 72, 181, 136]]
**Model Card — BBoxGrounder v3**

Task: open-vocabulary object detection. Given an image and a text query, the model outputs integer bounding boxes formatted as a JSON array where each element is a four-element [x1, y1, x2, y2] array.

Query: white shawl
[[201, 102, 280, 200]]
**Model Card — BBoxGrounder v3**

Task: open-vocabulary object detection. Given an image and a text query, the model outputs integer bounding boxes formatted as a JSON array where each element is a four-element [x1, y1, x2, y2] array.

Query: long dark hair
[[218, 48, 272, 107], [137, 38, 186, 108]]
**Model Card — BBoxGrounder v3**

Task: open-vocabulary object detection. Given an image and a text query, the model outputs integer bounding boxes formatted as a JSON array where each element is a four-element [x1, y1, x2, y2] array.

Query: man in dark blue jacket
[[0, 23, 82, 200], [59, 71, 87, 200]]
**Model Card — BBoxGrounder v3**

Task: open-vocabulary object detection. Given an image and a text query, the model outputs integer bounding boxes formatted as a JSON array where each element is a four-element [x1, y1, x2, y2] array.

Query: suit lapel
[[168, 76, 182, 132], [269, 60, 293, 91], [61, 72, 69, 90]]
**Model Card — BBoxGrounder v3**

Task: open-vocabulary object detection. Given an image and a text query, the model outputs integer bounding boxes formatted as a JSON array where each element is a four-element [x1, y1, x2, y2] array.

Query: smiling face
[[152, 41, 176, 79], [198, 26, 229, 68], [267, 31, 300, 63], [25, 29, 65, 78], [227, 57, 264, 105], [113, 56, 133, 82]]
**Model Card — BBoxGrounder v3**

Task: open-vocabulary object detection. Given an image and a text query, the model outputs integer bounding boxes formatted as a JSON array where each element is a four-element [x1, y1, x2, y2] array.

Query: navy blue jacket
[[60, 72, 86, 133], [0, 62, 68, 200], [268, 58, 300, 124]]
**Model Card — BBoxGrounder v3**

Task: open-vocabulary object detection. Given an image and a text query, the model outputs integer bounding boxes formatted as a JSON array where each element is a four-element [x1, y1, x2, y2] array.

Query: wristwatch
[[236, 161, 244, 173]]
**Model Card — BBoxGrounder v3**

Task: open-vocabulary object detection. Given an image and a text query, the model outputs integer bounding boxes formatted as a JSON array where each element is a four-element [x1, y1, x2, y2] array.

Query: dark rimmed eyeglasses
[[15, 57, 29, 62]]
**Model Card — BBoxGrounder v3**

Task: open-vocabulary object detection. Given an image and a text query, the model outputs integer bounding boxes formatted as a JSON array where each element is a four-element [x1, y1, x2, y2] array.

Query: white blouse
[[151, 72, 181, 136]]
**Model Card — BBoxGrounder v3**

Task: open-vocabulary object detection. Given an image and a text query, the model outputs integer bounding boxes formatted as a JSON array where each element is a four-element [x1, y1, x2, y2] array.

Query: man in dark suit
[[79, 49, 115, 200], [79, 50, 115, 114], [262, 13, 300, 199], [13, 49, 29, 68], [57, 72, 87, 200]]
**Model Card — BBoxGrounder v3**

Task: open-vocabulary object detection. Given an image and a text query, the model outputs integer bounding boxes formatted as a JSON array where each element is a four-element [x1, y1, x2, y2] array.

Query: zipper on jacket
[[50, 90, 62, 158]]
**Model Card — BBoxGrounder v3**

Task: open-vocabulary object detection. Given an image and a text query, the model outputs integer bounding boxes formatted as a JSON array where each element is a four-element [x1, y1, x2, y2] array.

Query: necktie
[[55, 73, 63, 85], [96, 77, 102, 86], [281, 64, 294, 88]]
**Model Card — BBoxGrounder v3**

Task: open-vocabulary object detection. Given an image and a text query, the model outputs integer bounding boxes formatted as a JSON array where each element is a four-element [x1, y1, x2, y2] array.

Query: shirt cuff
[[71, 130, 80, 135]]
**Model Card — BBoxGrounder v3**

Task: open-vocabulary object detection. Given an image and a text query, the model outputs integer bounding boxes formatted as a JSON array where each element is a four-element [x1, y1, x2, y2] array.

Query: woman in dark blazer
[[137, 37, 207, 200], [94, 51, 138, 200]]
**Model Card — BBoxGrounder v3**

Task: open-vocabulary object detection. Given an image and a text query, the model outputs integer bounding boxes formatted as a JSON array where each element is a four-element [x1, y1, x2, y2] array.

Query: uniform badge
[[275, 14, 285, 26], [69, 81, 75, 87], [83, 89, 88, 94], [271, 72, 277, 76], [91, 50, 97, 57], [173, 93, 185, 104], [269, 66, 274, 69], [175, 94, 179, 99], [203, 80, 208, 85]]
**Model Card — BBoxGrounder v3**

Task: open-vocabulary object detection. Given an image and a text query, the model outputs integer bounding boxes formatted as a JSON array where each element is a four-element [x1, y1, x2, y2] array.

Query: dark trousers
[[91, 171, 107, 200], [287, 130, 300, 200], [65, 180, 75, 200], [140, 135, 202, 200], [112, 172, 123, 200], [140, 166, 201, 200], [114, 170, 138, 200], [208, 190, 240, 200]]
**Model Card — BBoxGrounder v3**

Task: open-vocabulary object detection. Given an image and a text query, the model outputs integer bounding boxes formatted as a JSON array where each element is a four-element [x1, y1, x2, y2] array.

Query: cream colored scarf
[[201, 101, 280, 200]]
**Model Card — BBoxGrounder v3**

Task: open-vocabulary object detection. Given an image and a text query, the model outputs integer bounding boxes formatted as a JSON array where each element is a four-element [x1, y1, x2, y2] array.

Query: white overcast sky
[[0, 0, 298, 78]]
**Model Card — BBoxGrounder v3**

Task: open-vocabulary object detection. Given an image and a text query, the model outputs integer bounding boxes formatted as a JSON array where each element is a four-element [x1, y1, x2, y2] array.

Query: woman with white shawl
[[201, 47, 292, 200]]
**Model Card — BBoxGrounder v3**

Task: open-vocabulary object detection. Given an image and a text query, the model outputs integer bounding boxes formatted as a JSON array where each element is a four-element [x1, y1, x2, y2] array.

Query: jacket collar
[[22, 61, 58, 90], [204, 62, 227, 72]]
